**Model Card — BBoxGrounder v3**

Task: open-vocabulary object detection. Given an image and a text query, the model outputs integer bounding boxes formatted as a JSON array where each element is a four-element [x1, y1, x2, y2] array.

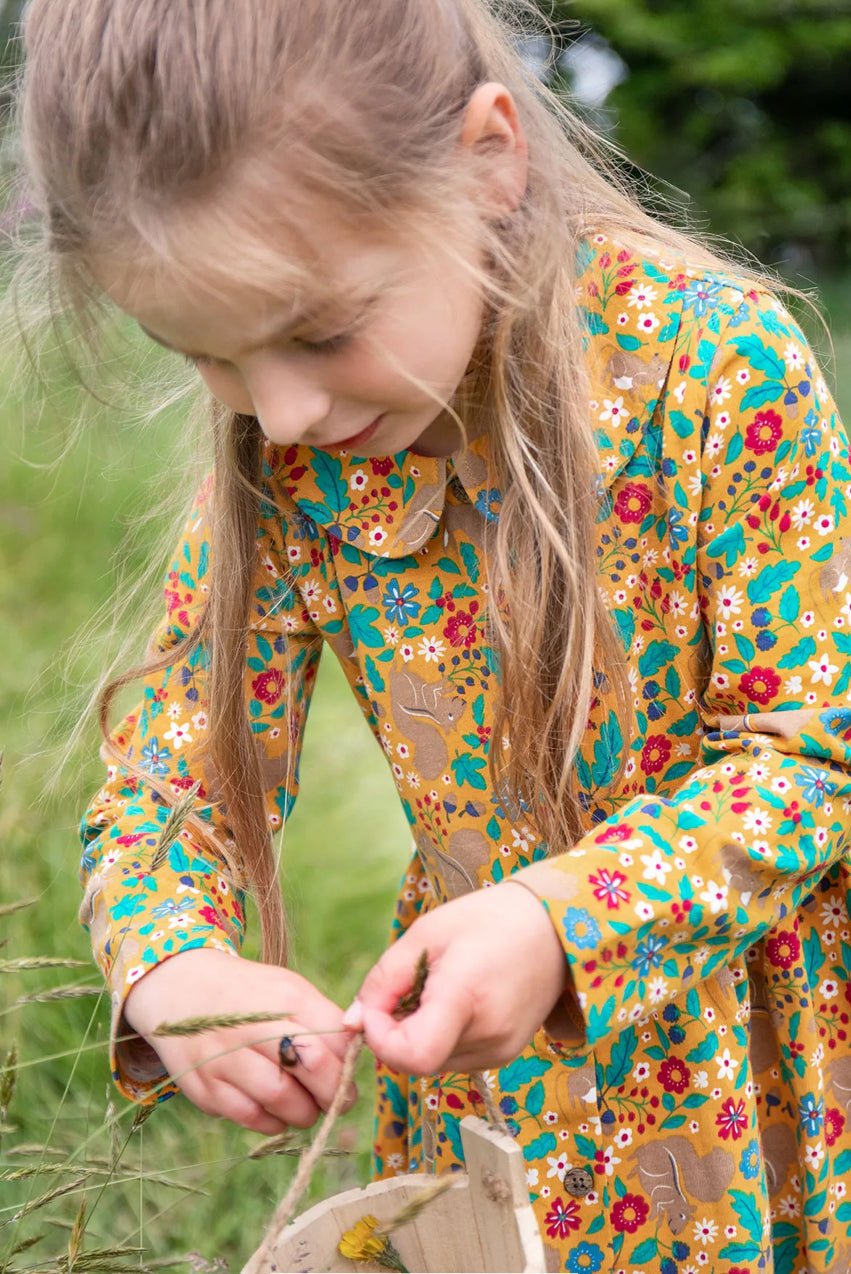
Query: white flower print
[[640, 850, 673, 883], [627, 283, 658, 309], [418, 634, 446, 663], [715, 1048, 739, 1081], [693, 1218, 718, 1246], [599, 397, 627, 423], [743, 808, 773, 835], [349, 469, 368, 490], [700, 880, 728, 914], [163, 720, 193, 749]]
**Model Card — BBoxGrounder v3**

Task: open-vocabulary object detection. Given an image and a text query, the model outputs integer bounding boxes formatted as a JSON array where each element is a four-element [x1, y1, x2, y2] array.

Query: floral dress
[[81, 237, 851, 1274]]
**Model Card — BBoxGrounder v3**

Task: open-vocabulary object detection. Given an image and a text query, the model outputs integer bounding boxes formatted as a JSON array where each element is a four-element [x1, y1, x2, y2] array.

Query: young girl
[[19, 0, 851, 1269]]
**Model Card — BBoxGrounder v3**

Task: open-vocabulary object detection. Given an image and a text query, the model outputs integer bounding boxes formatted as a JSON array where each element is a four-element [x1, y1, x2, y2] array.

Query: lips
[[321, 414, 383, 452]]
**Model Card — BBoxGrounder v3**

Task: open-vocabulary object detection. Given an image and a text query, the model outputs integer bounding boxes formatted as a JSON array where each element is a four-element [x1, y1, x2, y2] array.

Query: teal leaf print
[[382, 1075, 408, 1122], [298, 498, 333, 525], [779, 586, 800, 623], [364, 656, 385, 694], [450, 753, 488, 790], [579, 306, 609, 336], [668, 409, 694, 440], [573, 1133, 597, 1158], [638, 640, 679, 678], [706, 524, 746, 567], [605, 1027, 638, 1089], [311, 452, 348, 514], [741, 381, 785, 411], [778, 636, 817, 669], [348, 605, 385, 648], [498, 1055, 551, 1093], [747, 560, 800, 604], [616, 333, 641, 352], [730, 1189, 763, 1243], [731, 334, 785, 380], [523, 1132, 557, 1162], [525, 1080, 545, 1117], [629, 1239, 658, 1264], [459, 541, 480, 584]]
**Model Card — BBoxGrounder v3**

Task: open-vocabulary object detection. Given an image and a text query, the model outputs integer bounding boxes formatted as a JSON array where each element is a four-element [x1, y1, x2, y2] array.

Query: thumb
[[357, 952, 473, 1075]]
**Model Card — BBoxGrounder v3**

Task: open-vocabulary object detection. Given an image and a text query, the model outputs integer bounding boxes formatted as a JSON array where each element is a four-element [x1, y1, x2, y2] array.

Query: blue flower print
[[799, 1093, 824, 1136], [140, 738, 172, 777], [565, 1242, 605, 1273], [383, 579, 421, 623], [562, 907, 601, 950], [667, 508, 689, 548], [474, 487, 501, 523], [150, 897, 196, 921], [801, 408, 821, 457], [820, 707, 851, 737], [794, 766, 837, 807], [632, 933, 668, 976], [681, 279, 724, 317], [740, 1138, 761, 1180]]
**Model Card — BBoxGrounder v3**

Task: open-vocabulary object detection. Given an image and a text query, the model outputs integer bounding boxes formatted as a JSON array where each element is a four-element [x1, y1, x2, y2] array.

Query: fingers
[[358, 946, 475, 1075], [254, 1027, 357, 1113]]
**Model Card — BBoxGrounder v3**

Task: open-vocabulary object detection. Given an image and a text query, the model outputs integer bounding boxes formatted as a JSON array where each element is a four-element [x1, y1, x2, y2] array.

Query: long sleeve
[[517, 289, 851, 1049], [79, 476, 321, 1098]]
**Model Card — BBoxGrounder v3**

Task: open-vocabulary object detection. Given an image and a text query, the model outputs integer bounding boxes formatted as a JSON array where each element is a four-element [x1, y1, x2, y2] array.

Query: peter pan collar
[[262, 236, 685, 561]]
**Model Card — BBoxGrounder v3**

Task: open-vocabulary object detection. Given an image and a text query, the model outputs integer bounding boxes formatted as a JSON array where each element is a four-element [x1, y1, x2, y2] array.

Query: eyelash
[[182, 329, 355, 367]]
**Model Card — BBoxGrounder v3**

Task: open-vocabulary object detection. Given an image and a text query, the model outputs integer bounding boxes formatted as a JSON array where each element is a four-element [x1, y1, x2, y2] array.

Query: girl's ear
[[460, 82, 529, 216]]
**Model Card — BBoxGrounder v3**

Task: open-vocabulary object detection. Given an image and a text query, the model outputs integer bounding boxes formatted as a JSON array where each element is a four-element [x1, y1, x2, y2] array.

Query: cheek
[[195, 365, 255, 414]]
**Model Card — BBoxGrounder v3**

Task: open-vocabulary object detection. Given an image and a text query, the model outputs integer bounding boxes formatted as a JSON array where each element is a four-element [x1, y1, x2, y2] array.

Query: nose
[[243, 354, 332, 445]]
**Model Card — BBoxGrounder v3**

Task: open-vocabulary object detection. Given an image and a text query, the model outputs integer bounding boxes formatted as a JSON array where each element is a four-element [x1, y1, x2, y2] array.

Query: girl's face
[[99, 212, 488, 458], [95, 86, 526, 458]]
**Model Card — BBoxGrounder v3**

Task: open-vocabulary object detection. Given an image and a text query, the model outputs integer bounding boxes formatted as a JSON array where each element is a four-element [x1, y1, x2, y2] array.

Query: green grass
[[0, 351, 408, 1270], [1, 294, 849, 1271]]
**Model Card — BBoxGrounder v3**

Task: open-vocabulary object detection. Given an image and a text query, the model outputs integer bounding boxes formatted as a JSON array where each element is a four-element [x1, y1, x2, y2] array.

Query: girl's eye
[[296, 330, 354, 354]]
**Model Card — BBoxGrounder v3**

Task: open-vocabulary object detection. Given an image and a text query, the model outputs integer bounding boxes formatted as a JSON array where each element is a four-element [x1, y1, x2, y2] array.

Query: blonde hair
[[18, 0, 756, 962]]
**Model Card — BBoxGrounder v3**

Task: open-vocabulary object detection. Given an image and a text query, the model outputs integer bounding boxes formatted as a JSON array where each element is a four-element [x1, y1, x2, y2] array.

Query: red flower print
[[589, 867, 630, 910], [744, 409, 783, 455], [738, 666, 780, 706], [198, 905, 224, 930], [716, 1096, 748, 1140], [614, 483, 653, 524], [657, 1057, 691, 1094], [544, 1198, 582, 1238], [251, 669, 285, 704], [611, 1193, 649, 1234], [825, 1107, 845, 1146], [766, 929, 801, 969], [640, 735, 672, 775], [370, 457, 394, 476], [443, 609, 479, 648], [595, 823, 632, 843]]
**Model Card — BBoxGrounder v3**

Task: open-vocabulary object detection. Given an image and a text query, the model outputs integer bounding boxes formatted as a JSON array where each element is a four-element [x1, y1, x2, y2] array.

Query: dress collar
[[263, 431, 500, 560], [262, 236, 679, 560]]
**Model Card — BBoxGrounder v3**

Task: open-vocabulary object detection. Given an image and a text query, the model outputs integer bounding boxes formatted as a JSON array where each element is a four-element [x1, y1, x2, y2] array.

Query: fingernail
[[342, 998, 364, 1030]]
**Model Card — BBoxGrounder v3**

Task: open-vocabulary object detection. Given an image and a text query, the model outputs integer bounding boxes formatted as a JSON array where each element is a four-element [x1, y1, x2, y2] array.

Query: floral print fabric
[[81, 237, 851, 1273]]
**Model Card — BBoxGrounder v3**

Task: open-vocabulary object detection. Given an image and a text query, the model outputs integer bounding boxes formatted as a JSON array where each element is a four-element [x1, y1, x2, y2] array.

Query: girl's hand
[[350, 883, 568, 1074], [124, 948, 353, 1135]]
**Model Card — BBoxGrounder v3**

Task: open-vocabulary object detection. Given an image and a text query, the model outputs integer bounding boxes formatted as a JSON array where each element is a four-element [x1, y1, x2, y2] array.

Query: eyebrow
[[139, 290, 381, 361]]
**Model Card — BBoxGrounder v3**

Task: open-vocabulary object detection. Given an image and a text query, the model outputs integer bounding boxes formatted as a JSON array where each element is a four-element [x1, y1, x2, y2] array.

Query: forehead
[[90, 203, 404, 354]]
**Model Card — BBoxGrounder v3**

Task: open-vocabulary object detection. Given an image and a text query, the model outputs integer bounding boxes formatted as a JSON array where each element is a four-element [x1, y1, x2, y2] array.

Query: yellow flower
[[337, 1215, 409, 1271]]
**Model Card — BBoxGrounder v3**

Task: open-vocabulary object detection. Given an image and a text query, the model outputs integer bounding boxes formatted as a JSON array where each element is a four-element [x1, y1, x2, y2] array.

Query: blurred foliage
[[557, 0, 851, 270]]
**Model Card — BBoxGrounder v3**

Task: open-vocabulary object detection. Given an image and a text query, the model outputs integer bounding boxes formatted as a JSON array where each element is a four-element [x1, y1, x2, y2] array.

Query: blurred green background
[[1, 1, 850, 1271]]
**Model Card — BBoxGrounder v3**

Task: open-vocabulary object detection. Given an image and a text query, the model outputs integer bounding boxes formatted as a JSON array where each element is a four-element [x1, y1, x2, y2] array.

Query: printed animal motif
[[827, 1056, 851, 1113], [628, 1137, 734, 1234], [719, 842, 770, 910], [761, 1121, 798, 1199], [820, 538, 851, 598], [414, 826, 490, 899], [746, 960, 781, 1074], [389, 670, 467, 780], [603, 348, 668, 392], [554, 1062, 597, 1112]]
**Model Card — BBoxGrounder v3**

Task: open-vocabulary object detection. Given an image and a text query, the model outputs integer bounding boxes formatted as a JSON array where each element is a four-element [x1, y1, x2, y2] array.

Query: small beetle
[[278, 1034, 305, 1070]]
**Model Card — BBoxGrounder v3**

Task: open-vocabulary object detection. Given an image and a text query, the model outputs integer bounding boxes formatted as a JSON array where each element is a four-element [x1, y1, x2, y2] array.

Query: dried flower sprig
[[392, 950, 429, 1019], [151, 1009, 292, 1037], [338, 1215, 409, 1272], [149, 781, 202, 871], [375, 1177, 455, 1237]]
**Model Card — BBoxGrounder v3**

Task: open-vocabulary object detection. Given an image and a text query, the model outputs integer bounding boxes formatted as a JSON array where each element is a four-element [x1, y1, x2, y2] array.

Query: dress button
[[564, 1167, 593, 1197]]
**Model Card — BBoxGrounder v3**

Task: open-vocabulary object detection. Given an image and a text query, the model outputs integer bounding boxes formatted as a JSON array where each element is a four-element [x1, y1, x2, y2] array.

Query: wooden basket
[[241, 1116, 547, 1273]]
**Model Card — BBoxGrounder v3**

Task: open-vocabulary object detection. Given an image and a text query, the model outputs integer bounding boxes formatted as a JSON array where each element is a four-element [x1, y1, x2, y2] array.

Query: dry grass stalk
[[149, 782, 202, 871], [375, 1178, 456, 1237], [1, 1044, 17, 1122], [0, 958, 88, 973], [15, 983, 102, 1005], [392, 950, 429, 1019], [0, 898, 38, 919], [3, 1173, 89, 1226], [152, 1010, 290, 1037], [130, 1102, 157, 1132], [67, 1193, 87, 1270], [55, 1247, 147, 1272]]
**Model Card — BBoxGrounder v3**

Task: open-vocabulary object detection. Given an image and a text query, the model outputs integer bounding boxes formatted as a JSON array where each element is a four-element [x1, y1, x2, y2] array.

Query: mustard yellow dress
[[81, 237, 851, 1273]]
